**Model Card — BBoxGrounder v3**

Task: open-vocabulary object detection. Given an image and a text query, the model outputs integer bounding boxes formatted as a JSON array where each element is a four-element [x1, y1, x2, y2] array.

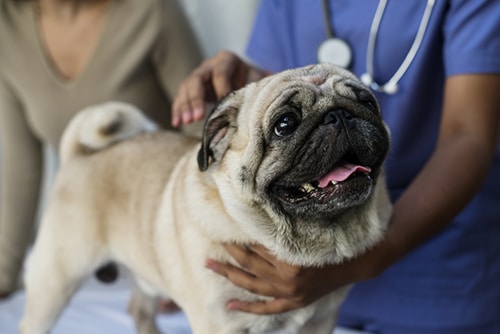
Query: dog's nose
[[323, 109, 355, 129]]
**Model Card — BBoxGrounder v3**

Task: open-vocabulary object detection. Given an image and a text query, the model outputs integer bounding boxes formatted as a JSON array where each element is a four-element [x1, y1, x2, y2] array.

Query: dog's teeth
[[301, 183, 316, 192], [330, 180, 338, 185]]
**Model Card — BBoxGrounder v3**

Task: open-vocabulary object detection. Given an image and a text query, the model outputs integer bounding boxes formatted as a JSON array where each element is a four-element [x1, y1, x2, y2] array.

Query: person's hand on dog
[[205, 242, 391, 314], [171, 50, 269, 127]]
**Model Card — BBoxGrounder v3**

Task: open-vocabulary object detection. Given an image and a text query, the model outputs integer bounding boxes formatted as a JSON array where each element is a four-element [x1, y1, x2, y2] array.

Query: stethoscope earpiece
[[382, 82, 399, 94], [361, 73, 399, 94]]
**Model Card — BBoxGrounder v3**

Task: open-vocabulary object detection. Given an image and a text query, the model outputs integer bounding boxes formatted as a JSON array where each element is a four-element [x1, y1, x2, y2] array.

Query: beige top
[[0, 0, 202, 292]]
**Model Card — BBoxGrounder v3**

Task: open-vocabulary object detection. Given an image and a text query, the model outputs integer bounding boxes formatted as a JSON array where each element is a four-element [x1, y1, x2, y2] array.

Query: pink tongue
[[318, 162, 371, 188]]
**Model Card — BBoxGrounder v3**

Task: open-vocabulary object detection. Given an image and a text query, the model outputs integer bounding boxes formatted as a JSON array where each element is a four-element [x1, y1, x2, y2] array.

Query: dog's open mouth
[[273, 160, 372, 205]]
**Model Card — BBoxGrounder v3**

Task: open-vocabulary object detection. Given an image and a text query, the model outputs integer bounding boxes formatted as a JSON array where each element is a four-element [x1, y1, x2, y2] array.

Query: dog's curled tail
[[60, 101, 158, 165]]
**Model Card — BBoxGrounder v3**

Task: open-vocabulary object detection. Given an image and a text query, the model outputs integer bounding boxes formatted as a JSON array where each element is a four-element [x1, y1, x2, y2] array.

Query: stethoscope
[[318, 0, 435, 94]]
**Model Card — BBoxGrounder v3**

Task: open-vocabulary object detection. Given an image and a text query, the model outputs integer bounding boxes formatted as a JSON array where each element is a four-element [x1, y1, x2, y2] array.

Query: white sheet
[[0, 274, 368, 334]]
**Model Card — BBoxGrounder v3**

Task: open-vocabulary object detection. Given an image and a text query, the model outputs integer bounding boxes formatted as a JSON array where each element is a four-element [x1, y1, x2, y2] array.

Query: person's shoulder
[[111, 0, 178, 24], [0, 0, 33, 43], [0, 0, 31, 22], [114, 0, 172, 14], [122, 0, 190, 28]]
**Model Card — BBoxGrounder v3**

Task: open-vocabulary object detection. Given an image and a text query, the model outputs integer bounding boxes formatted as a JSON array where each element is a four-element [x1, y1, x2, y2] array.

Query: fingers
[[211, 54, 237, 101], [246, 244, 280, 265], [205, 244, 326, 315], [205, 259, 277, 297], [172, 61, 211, 127], [205, 245, 306, 298], [226, 298, 302, 315], [242, 244, 305, 285], [171, 51, 248, 127], [205, 259, 308, 315], [223, 244, 277, 280]]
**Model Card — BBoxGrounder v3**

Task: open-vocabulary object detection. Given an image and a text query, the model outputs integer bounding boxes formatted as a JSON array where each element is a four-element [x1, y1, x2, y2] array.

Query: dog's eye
[[274, 113, 300, 137]]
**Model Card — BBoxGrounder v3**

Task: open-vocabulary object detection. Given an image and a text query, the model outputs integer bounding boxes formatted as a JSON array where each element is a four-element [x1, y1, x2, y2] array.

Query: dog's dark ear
[[197, 95, 240, 171]]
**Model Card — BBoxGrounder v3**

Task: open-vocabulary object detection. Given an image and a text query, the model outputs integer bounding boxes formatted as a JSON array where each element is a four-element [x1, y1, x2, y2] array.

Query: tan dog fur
[[21, 64, 391, 334]]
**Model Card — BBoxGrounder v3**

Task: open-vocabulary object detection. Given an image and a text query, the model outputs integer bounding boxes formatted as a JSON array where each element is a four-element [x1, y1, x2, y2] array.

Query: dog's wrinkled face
[[262, 71, 389, 220], [198, 64, 390, 263]]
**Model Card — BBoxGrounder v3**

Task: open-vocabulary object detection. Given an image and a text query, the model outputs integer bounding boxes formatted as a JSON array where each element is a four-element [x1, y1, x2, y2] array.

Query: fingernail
[[205, 259, 217, 271], [226, 300, 241, 311], [193, 107, 204, 120], [182, 111, 193, 124], [171, 113, 178, 126]]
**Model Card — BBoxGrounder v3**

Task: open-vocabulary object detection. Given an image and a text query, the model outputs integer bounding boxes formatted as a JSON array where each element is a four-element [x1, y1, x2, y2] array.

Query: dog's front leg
[[296, 290, 349, 334], [128, 287, 162, 334], [297, 315, 337, 334]]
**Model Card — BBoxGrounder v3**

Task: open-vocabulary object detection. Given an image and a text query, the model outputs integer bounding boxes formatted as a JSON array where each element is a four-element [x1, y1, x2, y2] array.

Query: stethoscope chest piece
[[317, 37, 352, 69]]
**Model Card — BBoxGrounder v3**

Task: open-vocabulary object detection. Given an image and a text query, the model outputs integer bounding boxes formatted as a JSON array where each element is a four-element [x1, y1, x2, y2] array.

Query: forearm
[[0, 81, 43, 293], [381, 135, 496, 267], [0, 140, 43, 294], [380, 75, 500, 268]]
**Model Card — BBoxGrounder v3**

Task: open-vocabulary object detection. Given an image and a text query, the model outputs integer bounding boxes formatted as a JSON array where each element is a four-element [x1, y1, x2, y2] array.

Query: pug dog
[[20, 63, 391, 334]]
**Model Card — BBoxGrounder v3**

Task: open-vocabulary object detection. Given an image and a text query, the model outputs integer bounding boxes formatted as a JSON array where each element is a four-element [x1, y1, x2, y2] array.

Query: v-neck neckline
[[30, 0, 116, 89]]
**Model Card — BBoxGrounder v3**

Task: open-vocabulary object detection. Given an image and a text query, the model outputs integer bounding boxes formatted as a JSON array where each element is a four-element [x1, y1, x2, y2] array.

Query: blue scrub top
[[246, 0, 500, 331]]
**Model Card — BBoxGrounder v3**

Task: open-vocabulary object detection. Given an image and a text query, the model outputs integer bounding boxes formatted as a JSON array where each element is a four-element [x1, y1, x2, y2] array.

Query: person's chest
[[37, 5, 109, 81]]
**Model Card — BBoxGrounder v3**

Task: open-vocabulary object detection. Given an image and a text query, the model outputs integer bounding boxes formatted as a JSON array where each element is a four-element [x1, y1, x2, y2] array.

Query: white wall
[[179, 0, 259, 58]]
